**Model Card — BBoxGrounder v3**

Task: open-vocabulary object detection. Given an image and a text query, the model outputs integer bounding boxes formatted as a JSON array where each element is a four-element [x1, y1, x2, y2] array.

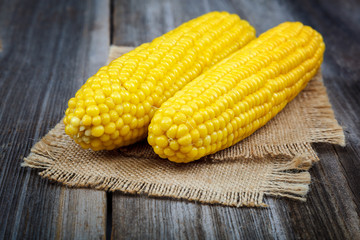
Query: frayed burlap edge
[[23, 127, 314, 207], [22, 108, 344, 208]]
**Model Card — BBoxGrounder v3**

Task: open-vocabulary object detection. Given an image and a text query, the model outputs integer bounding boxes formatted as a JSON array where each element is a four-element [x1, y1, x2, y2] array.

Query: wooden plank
[[111, 0, 360, 238], [0, 0, 109, 238], [111, 194, 294, 239], [284, 0, 360, 216], [55, 190, 107, 239]]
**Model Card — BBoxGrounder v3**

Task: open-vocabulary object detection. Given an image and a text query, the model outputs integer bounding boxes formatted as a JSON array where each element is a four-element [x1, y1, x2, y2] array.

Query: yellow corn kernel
[[148, 22, 325, 163], [82, 115, 92, 126], [64, 11, 256, 151], [91, 125, 105, 137], [70, 117, 81, 127]]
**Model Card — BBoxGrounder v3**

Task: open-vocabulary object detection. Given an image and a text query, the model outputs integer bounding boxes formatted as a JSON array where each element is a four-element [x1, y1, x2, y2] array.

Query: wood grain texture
[[0, 0, 359, 238], [112, 0, 360, 239], [285, 0, 360, 217], [0, 0, 109, 238]]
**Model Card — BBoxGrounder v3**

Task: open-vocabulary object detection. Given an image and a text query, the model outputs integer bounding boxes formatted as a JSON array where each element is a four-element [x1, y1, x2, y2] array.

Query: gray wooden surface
[[0, 0, 359, 239]]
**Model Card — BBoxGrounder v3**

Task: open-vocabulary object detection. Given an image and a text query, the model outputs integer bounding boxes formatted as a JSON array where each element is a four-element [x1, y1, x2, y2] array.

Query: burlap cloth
[[22, 46, 345, 207]]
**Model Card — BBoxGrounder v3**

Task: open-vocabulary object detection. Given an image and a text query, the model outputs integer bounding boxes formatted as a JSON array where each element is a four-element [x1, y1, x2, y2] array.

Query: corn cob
[[148, 22, 325, 163], [64, 12, 256, 150]]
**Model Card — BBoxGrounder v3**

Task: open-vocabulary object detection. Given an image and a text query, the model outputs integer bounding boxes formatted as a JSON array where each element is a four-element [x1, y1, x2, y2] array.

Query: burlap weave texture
[[22, 46, 345, 207]]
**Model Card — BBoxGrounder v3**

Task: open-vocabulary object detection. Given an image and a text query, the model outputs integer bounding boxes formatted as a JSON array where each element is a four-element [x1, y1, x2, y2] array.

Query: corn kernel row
[[148, 22, 325, 163], [64, 12, 256, 150]]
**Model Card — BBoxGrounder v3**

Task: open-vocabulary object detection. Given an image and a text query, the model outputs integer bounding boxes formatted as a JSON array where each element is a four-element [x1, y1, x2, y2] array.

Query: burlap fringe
[[22, 126, 320, 207], [262, 155, 312, 202]]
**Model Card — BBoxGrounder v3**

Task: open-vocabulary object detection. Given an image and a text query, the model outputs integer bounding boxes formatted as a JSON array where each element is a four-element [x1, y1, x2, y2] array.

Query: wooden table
[[1, 0, 359, 239]]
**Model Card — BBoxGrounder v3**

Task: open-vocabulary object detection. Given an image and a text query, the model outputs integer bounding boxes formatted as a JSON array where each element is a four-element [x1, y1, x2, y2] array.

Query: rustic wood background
[[0, 0, 359, 239]]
